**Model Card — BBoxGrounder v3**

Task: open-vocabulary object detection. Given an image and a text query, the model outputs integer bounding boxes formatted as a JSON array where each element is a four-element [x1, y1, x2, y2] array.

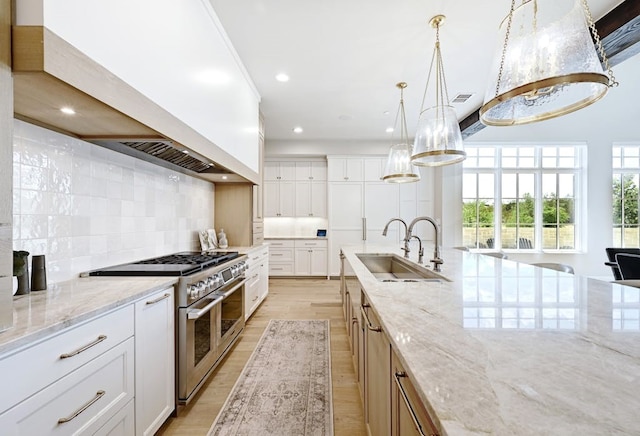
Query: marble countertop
[[342, 243, 640, 435], [0, 276, 178, 355]]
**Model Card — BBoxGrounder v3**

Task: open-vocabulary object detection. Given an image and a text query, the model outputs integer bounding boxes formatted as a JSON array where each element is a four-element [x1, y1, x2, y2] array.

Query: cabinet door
[[294, 248, 312, 275], [391, 352, 440, 436], [264, 161, 279, 181], [328, 158, 347, 181], [363, 300, 391, 436], [135, 288, 175, 436], [345, 159, 364, 181], [279, 182, 295, 216], [252, 184, 263, 221], [364, 157, 385, 181], [364, 182, 400, 243], [310, 161, 327, 181], [295, 181, 311, 216], [310, 181, 327, 217], [244, 266, 261, 320], [329, 182, 363, 229], [264, 181, 280, 217], [310, 248, 328, 275]]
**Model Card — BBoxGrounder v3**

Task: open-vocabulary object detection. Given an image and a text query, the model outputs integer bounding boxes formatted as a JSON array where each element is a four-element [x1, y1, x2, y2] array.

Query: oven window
[[221, 292, 243, 337], [194, 316, 211, 366]]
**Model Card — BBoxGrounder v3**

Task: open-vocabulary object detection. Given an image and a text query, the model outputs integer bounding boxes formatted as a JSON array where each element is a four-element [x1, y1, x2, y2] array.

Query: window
[[462, 144, 585, 251], [612, 145, 640, 247]]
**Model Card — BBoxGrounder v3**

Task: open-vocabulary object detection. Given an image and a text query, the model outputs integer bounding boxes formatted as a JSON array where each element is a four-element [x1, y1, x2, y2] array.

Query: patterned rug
[[208, 319, 333, 436]]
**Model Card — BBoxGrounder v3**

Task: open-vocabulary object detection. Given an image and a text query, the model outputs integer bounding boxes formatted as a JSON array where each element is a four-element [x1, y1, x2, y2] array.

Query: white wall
[[13, 120, 215, 284]]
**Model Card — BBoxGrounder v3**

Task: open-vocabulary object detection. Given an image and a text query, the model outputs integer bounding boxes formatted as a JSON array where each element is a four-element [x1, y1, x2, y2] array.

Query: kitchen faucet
[[408, 216, 443, 271], [382, 218, 410, 258], [410, 235, 424, 264]]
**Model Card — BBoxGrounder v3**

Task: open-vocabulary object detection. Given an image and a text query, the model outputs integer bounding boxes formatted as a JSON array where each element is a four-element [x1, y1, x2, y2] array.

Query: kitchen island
[[342, 243, 639, 435]]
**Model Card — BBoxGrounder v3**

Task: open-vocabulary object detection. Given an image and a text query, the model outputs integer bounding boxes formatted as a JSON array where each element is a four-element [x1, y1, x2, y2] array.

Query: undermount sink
[[356, 253, 450, 282]]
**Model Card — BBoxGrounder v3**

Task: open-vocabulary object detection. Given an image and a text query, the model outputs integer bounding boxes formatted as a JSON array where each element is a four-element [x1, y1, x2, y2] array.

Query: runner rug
[[207, 319, 333, 436]]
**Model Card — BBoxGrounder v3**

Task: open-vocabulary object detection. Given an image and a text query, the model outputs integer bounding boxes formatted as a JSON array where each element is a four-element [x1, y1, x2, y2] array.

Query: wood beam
[[460, 0, 640, 140]]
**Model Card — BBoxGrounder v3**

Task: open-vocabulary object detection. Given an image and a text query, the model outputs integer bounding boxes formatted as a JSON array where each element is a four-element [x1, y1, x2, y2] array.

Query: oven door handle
[[187, 297, 222, 320], [218, 277, 249, 299]]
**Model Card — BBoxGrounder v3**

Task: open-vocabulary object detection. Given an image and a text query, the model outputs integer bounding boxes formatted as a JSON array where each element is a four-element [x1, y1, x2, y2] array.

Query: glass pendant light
[[480, 0, 618, 126], [412, 15, 465, 167], [382, 82, 421, 183]]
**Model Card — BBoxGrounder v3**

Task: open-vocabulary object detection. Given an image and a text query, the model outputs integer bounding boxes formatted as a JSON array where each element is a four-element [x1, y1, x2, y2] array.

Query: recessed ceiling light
[[182, 150, 189, 154], [221, 175, 228, 180], [386, 127, 394, 133], [293, 126, 303, 134], [60, 107, 76, 115], [276, 73, 290, 82]]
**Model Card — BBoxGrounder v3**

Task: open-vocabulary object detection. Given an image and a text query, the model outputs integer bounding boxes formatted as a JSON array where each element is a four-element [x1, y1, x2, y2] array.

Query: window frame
[[612, 143, 640, 248], [462, 143, 587, 253]]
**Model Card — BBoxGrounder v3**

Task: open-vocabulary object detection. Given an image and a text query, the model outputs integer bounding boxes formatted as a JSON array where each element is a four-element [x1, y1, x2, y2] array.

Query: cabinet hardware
[[59, 335, 107, 359], [351, 317, 358, 325], [145, 293, 171, 305], [57, 390, 105, 424], [272, 253, 283, 256], [394, 371, 437, 436], [362, 218, 367, 241], [360, 305, 381, 332]]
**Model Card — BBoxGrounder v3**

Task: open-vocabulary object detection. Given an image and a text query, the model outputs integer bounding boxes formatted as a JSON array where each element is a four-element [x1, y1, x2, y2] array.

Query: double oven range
[[88, 251, 248, 405]]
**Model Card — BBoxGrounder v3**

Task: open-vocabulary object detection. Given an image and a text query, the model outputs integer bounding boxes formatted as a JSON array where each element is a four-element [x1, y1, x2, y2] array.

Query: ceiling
[[209, 0, 629, 145]]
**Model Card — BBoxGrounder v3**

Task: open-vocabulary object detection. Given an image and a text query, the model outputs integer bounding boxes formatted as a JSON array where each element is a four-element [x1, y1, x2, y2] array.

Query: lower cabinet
[[0, 286, 176, 436], [391, 352, 440, 436], [362, 294, 391, 436], [134, 288, 175, 436], [245, 245, 269, 320], [267, 239, 328, 276]]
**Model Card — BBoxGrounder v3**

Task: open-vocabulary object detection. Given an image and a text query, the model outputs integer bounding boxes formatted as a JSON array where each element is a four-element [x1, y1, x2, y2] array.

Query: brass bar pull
[[57, 390, 105, 424], [394, 372, 438, 436], [360, 305, 381, 332], [59, 335, 107, 359], [146, 293, 171, 305]]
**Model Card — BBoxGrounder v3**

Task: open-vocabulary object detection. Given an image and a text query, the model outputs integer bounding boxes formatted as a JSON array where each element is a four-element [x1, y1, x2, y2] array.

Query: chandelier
[[412, 15, 466, 167], [382, 82, 421, 183], [480, 0, 618, 126]]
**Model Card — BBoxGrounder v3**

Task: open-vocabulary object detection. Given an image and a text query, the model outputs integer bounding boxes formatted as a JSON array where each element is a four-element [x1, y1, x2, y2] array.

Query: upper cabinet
[[328, 157, 364, 182], [12, 0, 261, 183], [295, 161, 327, 181], [264, 161, 296, 181]]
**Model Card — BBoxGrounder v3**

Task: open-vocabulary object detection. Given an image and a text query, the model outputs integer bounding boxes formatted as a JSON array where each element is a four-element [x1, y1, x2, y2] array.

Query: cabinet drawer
[[269, 263, 294, 275], [247, 246, 269, 265], [94, 399, 135, 436], [269, 247, 294, 262], [0, 337, 135, 435], [0, 305, 134, 414], [252, 232, 264, 246], [294, 239, 327, 248], [266, 240, 294, 248]]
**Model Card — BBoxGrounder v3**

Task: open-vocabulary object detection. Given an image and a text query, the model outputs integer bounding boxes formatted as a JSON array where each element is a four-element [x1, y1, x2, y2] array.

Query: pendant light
[[382, 82, 421, 183], [480, 0, 618, 126], [412, 15, 465, 167]]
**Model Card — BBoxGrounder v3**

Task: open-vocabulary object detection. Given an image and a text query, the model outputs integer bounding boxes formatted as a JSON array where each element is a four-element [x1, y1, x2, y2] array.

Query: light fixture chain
[[400, 86, 409, 144], [419, 44, 438, 112], [495, 0, 516, 98], [581, 0, 618, 87]]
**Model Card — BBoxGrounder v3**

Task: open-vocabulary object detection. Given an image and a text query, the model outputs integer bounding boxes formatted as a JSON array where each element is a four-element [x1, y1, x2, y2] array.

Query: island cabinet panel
[[362, 295, 391, 436], [134, 287, 175, 436], [391, 352, 440, 436], [245, 245, 269, 320]]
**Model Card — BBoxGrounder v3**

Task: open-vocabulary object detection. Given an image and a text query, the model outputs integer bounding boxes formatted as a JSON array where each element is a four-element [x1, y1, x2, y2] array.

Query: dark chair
[[615, 253, 640, 280], [519, 238, 533, 249], [605, 248, 640, 280]]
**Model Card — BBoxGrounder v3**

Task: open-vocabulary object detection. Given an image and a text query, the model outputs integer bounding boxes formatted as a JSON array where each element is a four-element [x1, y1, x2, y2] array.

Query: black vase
[[16, 262, 30, 295], [31, 255, 47, 291]]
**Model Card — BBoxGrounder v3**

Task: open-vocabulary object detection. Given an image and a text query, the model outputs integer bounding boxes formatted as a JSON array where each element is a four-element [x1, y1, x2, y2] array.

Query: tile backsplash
[[12, 120, 214, 283]]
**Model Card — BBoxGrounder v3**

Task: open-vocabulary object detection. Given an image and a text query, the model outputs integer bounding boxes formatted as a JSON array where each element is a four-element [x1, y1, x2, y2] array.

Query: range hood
[[85, 138, 236, 179], [11, 26, 257, 184]]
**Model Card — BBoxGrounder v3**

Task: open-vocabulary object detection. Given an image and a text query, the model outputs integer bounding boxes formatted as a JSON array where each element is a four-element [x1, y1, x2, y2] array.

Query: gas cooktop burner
[[87, 251, 240, 276]]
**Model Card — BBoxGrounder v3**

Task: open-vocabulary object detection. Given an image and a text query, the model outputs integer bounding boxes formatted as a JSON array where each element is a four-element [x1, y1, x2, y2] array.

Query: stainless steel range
[[88, 251, 248, 405]]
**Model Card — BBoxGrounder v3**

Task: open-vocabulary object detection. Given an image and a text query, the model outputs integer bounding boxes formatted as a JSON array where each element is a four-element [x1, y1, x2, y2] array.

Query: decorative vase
[[12, 276, 18, 296], [16, 262, 30, 295]]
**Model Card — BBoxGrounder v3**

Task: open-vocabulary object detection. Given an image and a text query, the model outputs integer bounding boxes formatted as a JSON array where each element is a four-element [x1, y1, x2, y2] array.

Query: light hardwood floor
[[157, 278, 366, 435]]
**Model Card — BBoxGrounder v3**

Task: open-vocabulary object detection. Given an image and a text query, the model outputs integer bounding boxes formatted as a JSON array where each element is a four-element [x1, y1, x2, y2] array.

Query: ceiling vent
[[86, 138, 233, 176], [451, 93, 474, 104]]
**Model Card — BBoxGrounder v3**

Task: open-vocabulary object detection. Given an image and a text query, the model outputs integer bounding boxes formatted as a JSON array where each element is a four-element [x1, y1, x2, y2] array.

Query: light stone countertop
[[0, 276, 178, 355], [341, 243, 640, 435]]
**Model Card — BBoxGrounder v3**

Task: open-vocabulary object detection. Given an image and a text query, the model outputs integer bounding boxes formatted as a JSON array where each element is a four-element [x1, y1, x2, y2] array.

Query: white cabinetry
[[264, 180, 295, 217], [295, 181, 327, 217], [0, 306, 135, 434], [134, 288, 175, 436], [294, 240, 328, 276], [328, 157, 364, 181], [328, 156, 403, 276], [267, 240, 295, 276], [245, 245, 269, 320], [295, 161, 327, 181], [264, 161, 296, 181], [0, 287, 176, 436]]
